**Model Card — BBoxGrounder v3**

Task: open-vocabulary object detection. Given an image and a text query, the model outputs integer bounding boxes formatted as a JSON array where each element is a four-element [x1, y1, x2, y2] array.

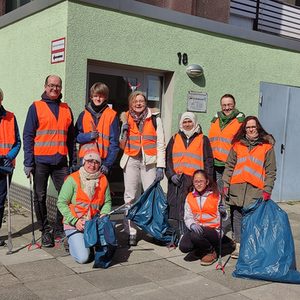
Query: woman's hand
[[75, 219, 85, 231]]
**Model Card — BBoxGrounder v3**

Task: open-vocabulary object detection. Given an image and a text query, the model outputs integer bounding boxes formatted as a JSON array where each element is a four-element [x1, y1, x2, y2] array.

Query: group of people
[[0, 76, 276, 267]]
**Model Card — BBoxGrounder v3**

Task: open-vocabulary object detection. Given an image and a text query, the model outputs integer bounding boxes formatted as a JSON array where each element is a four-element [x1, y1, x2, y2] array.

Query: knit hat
[[83, 150, 101, 163]]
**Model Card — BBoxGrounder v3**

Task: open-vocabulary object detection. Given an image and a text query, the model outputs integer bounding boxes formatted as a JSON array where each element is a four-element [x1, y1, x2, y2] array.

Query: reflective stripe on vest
[[208, 118, 242, 162], [33, 101, 72, 156], [230, 142, 273, 189], [172, 133, 204, 176], [186, 192, 220, 229], [78, 108, 117, 159], [0, 111, 16, 166], [68, 171, 108, 219], [124, 112, 157, 156]]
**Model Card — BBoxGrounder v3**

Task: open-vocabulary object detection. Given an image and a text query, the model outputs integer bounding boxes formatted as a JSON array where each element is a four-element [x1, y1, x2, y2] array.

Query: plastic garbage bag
[[127, 181, 176, 244], [233, 199, 300, 283], [84, 215, 117, 268]]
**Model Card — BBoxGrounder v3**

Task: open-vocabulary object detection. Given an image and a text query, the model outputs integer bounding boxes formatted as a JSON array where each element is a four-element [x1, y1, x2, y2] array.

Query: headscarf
[[179, 112, 201, 138]]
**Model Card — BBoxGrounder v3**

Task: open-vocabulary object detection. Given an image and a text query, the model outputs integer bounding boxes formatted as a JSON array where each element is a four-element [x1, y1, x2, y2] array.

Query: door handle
[[281, 144, 285, 154]]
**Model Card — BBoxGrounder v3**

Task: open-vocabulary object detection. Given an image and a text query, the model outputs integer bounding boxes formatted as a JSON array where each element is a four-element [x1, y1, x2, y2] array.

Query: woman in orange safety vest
[[179, 169, 227, 266], [222, 116, 276, 259], [166, 112, 213, 236], [0, 88, 21, 246], [119, 91, 166, 247], [57, 149, 112, 264]]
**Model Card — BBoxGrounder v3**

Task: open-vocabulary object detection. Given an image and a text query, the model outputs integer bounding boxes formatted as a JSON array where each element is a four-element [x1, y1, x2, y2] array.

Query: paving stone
[[0, 265, 9, 275], [80, 265, 151, 291], [68, 292, 115, 300], [107, 282, 176, 300], [199, 264, 270, 292], [138, 239, 184, 258], [0, 273, 20, 287], [0, 240, 53, 265], [207, 292, 252, 300], [127, 259, 191, 282], [113, 246, 162, 265], [25, 274, 101, 300], [7, 258, 74, 282], [0, 283, 39, 300], [240, 282, 300, 300], [57, 253, 121, 274], [158, 273, 233, 299]]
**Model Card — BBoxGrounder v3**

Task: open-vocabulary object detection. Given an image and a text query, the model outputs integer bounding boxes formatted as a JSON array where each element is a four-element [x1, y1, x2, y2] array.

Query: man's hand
[[90, 131, 98, 140], [75, 219, 85, 231], [100, 165, 109, 175], [190, 223, 204, 235], [171, 174, 182, 186], [24, 166, 34, 178], [155, 167, 164, 182]]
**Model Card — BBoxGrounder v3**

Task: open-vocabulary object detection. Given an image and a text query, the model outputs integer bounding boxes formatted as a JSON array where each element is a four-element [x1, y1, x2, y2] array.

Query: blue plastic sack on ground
[[127, 181, 174, 244], [84, 215, 117, 268], [233, 199, 300, 283]]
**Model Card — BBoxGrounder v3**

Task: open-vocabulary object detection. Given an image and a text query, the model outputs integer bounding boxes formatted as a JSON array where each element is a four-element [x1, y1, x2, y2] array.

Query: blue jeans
[[65, 229, 90, 264]]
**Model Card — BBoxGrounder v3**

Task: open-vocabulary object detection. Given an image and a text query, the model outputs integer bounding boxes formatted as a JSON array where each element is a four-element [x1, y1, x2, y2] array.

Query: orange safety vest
[[209, 118, 242, 162], [124, 112, 157, 156], [69, 171, 108, 219], [172, 133, 204, 176], [33, 101, 72, 156], [78, 108, 117, 159], [186, 192, 220, 229], [230, 141, 273, 189], [0, 111, 16, 166]]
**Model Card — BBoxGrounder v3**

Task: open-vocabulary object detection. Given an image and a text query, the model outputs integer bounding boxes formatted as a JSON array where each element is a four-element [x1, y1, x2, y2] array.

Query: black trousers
[[179, 226, 219, 257], [33, 163, 68, 232], [0, 173, 12, 228]]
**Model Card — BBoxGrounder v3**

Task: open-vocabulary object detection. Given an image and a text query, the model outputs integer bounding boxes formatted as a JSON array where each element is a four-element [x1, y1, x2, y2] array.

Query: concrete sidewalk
[[0, 202, 300, 300]]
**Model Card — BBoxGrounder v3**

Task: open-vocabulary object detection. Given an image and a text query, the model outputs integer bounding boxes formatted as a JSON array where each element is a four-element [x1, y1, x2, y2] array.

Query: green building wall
[[1, 0, 300, 193]]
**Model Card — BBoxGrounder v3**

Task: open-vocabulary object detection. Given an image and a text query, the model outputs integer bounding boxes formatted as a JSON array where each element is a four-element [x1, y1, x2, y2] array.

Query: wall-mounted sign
[[51, 37, 65, 64], [187, 91, 208, 113]]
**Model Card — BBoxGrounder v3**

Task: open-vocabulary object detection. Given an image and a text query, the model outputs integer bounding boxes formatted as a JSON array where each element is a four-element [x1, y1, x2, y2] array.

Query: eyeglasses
[[47, 84, 62, 89], [193, 180, 207, 185], [245, 126, 257, 130], [86, 159, 100, 165]]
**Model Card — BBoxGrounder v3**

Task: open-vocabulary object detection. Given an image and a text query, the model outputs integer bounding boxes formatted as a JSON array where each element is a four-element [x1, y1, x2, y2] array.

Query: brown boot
[[200, 250, 217, 266]]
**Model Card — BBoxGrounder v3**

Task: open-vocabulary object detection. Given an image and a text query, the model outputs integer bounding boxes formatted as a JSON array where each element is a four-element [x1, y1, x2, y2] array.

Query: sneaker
[[42, 231, 55, 248], [200, 250, 217, 266], [128, 235, 137, 246], [231, 242, 240, 259]]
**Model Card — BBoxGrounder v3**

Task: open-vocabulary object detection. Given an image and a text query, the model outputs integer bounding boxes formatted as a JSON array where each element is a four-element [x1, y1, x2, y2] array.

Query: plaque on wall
[[187, 91, 208, 113]]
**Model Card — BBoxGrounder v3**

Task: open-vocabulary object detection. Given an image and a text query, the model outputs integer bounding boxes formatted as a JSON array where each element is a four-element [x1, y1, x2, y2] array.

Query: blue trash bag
[[233, 199, 300, 283], [127, 181, 175, 244], [84, 215, 117, 269]]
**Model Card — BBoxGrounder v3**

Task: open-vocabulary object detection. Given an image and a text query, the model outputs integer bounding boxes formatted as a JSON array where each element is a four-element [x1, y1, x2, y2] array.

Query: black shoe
[[128, 235, 137, 246], [63, 237, 69, 253], [42, 231, 55, 248], [0, 239, 5, 247]]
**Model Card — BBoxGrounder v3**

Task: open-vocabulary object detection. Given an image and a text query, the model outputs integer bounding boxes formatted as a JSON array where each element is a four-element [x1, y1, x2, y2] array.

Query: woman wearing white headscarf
[[166, 112, 214, 235]]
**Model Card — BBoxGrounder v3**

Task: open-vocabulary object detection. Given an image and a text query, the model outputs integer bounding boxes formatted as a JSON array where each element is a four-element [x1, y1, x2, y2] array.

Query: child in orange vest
[[179, 170, 227, 266]]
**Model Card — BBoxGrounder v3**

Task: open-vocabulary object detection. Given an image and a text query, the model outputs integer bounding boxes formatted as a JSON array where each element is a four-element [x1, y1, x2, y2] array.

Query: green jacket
[[57, 175, 112, 226], [222, 136, 276, 207]]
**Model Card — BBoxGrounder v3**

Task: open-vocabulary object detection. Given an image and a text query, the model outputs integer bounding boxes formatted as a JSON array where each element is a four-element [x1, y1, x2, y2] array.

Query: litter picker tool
[[215, 194, 230, 274], [27, 174, 41, 250]]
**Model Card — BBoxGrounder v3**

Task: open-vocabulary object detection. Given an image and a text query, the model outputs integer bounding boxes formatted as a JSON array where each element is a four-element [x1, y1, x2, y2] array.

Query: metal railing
[[231, 0, 300, 40]]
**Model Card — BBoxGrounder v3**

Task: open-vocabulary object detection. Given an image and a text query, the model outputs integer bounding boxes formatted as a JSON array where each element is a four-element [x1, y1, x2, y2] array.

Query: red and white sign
[[51, 37, 65, 64]]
